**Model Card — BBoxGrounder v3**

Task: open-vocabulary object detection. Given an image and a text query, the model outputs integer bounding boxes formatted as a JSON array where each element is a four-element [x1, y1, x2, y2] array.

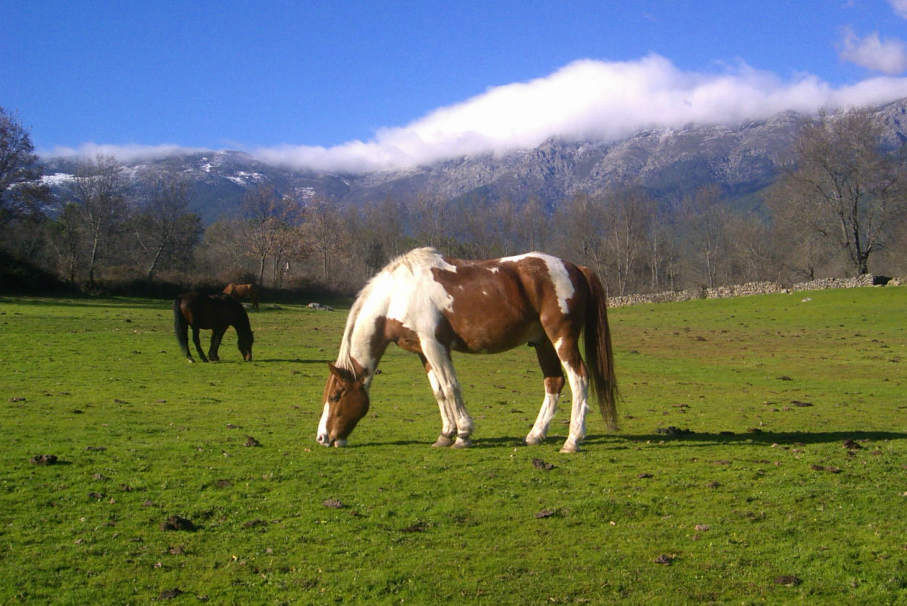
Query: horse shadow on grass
[[253, 358, 332, 364], [583, 429, 907, 448], [348, 430, 907, 449]]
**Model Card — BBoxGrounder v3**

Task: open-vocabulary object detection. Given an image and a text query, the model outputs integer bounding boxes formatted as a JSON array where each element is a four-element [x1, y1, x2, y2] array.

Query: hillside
[[40, 98, 907, 222]]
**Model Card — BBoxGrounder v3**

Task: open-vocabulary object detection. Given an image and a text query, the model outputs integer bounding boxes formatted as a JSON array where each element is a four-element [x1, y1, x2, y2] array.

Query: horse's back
[[223, 282, 257, 304], [177, 292, 223, 329], [377, 249, 584, 353]]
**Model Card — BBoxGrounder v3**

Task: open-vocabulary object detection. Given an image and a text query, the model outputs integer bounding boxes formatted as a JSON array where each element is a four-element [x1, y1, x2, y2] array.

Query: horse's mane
[[334, 247, 440, 373]]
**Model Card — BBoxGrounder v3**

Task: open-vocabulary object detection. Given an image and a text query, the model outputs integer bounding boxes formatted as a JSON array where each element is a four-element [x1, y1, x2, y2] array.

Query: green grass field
[[0, 287, 904, 604]]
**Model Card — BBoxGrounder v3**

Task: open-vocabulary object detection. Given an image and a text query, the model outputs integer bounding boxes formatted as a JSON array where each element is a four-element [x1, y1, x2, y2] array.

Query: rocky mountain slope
[[40, 98, 907, 222]]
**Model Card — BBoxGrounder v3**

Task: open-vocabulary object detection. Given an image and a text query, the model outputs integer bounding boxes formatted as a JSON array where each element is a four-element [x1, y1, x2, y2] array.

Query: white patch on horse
[[501, 252, 574, 314], [385, 249, 456, 332]]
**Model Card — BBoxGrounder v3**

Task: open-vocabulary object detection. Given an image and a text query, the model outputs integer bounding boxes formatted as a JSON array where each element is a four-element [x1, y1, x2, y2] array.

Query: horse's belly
[[449, 319, 544, 354]]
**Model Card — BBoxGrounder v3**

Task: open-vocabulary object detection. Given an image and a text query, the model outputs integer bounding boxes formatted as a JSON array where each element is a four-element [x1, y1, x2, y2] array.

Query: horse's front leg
[[421, 340, 473, 448], [526, 340, 565, 446], [208, 328, 225, 361], [422, 356, 456, 447], [192, 327, 209, 362]]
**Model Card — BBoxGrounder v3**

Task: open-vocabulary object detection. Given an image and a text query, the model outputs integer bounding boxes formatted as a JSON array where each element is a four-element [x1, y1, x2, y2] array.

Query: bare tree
[[66, 155, 129, 285], [774, 109, 903, 275], [601, 188, 654, 295], [131, 170, 202, 280], [51, 203, 84, 284], [679, 185, 730, 288], [241, 185, 302, 286], [0, 107, 49, 225], [551, 192, 607, 277], [352, 196, 411, 278], [1, 107, 52, 263], [411, 194, 449, 248], [196, 218, 247, 279], [515, 196, 549, 253], [303, 198, 345, 282]]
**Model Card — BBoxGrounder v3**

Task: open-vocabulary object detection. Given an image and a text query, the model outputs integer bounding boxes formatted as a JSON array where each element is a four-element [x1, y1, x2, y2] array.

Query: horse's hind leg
[[420, 339, 473, 448], [553, 337, 589, 453], [192, 327, 209, 362], [526, 340, 565, 446]]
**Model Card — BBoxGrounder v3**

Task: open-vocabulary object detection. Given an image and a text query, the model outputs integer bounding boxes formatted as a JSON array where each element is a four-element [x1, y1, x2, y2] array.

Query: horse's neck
[[342, 299, 389, 386], [231, 310, 250, 335]]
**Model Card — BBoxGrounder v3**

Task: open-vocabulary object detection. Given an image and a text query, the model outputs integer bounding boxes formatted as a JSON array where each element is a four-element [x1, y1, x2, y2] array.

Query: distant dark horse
[[223, 282, 259, 311], [173, 293, 254, 362]]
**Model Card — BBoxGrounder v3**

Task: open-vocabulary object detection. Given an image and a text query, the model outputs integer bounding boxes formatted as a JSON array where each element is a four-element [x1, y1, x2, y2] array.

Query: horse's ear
[[328, 362, 355, 383]]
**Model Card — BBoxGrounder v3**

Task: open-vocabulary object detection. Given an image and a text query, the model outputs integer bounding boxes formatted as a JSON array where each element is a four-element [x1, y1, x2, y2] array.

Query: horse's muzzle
[[316, 433, 346, 447]]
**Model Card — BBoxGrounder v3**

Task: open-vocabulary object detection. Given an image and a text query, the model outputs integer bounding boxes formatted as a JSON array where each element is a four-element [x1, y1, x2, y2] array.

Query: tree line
[[2, 106, 905, 297]]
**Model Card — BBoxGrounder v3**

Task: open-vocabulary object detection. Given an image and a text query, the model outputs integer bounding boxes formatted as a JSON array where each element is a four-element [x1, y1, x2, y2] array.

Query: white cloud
[[839, 27, 907, 74], [254, 55, 907, 172], [889, 0, 907, 18], [43, 55, 907, 173], [44, 143, 208, 163]]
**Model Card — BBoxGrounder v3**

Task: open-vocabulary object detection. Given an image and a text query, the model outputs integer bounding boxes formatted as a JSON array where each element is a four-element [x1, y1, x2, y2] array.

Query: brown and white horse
[[223, 282, 259, 310], [317, 247, 617, 453]]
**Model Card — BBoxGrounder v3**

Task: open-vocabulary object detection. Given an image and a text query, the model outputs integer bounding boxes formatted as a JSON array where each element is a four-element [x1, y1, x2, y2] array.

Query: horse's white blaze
[[316, 403, 330, 444]]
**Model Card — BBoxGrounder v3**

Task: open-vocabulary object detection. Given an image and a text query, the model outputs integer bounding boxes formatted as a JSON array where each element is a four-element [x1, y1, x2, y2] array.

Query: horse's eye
[[329, 393, 341, 403]]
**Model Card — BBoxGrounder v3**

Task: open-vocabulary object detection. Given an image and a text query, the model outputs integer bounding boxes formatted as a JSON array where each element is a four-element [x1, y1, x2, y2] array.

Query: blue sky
[[3, 0, 907, 171]]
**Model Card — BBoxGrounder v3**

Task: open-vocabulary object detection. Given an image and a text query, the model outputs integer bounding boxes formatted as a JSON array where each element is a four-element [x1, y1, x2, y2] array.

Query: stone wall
[[606, 274, 900, 308]]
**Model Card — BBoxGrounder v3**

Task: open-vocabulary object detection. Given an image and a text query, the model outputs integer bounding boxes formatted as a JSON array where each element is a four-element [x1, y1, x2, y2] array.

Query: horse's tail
[[173, 296, 189, 355], [579, 266, 618, 431]]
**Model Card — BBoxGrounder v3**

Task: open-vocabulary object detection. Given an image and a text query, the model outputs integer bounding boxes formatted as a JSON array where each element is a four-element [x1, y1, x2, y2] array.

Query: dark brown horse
[[174, 292, 254, 362], [317, 247, 617, 452], [223, 282, 259, 311]]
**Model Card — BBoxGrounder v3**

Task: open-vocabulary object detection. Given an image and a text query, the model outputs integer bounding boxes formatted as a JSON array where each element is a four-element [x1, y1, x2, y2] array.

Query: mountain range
[[40, 98, 907, 223]]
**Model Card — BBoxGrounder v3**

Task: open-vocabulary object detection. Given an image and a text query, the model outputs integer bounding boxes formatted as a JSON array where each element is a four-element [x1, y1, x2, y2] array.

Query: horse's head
[[317, 362, 370, 447], [237, 329, 254, 361]]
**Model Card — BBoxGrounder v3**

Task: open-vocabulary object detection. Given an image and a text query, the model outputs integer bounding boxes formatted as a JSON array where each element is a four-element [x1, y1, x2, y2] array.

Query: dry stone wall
[[607, 274, 900, 308]]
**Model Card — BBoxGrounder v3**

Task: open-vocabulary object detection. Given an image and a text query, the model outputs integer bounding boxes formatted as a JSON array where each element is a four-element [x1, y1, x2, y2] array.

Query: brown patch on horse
[[430, 260, 544, 353], [382, 318, 422, 354]]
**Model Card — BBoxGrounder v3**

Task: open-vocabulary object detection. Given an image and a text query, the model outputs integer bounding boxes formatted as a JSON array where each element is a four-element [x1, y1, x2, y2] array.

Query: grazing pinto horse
[[223, 282, 259, 310], [317, 247, 617, 453], [173, 292, 254, 362]]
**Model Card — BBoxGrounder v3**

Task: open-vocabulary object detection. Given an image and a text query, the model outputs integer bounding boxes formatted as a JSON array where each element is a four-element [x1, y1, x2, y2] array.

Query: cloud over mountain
[[253, 55, 907, 172], [45, 55, 907, 174], [45, 143, 208, 163]]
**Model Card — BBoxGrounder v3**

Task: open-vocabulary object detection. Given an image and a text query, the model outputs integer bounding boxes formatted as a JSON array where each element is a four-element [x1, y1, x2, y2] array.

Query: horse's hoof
[[452, 437, 472, 448], [525, 433, 544, 446], [432, 435, 454, 448], [559, 443, 580, 454], [186, 359, 195, 364]]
